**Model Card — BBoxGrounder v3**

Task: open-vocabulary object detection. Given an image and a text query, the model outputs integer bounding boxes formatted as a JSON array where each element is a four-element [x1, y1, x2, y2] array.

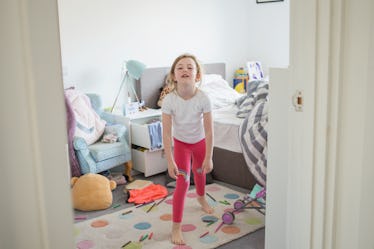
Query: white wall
[[57, 0, 289, 107]]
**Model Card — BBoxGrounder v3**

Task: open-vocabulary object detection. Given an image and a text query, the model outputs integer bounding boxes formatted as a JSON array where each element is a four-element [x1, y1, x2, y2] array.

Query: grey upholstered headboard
[[135, 63, 226, 109]]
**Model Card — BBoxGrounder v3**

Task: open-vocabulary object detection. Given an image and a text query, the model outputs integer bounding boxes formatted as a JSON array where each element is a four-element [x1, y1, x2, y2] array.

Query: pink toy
[[221, 187, 266, 225]]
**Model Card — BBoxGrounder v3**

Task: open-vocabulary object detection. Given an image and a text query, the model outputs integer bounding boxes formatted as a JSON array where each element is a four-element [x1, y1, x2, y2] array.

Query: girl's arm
[[202, 111, 214, 173], [162, 112, 178, 179]]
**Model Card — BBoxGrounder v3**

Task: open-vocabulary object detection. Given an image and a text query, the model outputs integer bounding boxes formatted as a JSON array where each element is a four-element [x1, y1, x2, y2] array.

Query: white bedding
[[199, 73, 269, 186], [199, 74, 243, 153], [213, 104, 243, 153], [198, 74, 244, 153]]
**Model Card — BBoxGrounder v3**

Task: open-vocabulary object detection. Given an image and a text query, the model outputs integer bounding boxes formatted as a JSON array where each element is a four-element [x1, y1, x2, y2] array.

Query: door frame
[[266, 0, 345, 248]]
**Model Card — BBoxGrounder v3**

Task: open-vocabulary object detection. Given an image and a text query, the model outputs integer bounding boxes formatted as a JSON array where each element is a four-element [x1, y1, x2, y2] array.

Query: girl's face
[[173, 57, 199, 85]]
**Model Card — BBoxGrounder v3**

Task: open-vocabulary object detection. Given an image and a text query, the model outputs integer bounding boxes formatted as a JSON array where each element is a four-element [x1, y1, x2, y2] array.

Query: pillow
[[102, 124, 127, 143], [104, 124, 126, 138], [65, 88, 106, 145], [198, 74, 242, 109]]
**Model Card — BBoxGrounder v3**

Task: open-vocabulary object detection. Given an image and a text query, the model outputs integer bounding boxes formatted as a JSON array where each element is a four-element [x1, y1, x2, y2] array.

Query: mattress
[[213, 104, 243, 153]]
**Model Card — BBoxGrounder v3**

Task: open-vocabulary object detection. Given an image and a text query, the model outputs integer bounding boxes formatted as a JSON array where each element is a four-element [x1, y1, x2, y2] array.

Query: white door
[[266, 0, 316, 247], [267, 0, 374, 249]]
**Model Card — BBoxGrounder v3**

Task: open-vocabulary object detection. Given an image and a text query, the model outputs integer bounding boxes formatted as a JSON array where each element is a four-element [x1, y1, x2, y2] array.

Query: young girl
[[162, 53, 214, 245]]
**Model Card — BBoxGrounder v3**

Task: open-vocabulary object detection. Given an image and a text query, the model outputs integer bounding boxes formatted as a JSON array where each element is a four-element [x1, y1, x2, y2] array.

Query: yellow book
[[124, 179, 153, 190]]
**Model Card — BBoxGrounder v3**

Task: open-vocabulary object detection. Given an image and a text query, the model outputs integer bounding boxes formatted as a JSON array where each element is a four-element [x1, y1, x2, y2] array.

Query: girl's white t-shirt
[[162, 90, 212, 144]]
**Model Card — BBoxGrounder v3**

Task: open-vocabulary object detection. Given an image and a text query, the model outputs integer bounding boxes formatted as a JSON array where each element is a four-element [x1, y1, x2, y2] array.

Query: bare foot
[[171, 222, 185, 245], [197, 195, 214, 214]]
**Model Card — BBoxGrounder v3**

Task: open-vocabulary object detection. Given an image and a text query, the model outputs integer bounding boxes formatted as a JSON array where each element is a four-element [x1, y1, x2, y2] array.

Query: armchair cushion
[[89, 141, 129, 162]]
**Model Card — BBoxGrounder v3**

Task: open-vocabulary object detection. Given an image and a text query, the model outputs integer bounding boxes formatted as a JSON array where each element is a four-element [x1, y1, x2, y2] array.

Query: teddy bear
[[71, 173, 117, 211]]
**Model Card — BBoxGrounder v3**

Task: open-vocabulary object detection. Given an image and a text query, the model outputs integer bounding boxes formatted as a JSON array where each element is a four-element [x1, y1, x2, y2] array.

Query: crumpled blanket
[[65, 88, 106, 145], [238, 81, 268, 187]]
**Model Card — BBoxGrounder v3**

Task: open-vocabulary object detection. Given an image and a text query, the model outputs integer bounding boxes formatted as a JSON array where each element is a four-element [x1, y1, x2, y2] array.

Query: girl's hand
[[202, 158, 213, 174], [168, 163, 179, 179]]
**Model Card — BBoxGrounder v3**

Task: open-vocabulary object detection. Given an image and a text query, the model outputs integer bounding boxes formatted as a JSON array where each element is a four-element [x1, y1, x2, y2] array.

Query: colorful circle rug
[[74, 183, 265, 249]]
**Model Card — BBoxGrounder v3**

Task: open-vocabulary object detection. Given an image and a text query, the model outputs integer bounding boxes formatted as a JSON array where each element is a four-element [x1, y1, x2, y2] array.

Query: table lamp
[[111, 60, 146, 113]]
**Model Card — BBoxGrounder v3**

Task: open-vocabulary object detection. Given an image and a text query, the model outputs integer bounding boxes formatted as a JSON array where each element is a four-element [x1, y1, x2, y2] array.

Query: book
[[246, 61, 264, 81], [124, 179, 153, 190]]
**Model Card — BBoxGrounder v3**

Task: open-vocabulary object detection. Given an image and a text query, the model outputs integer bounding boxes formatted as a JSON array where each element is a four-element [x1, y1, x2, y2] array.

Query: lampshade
[[126, 60, 146, 80], [111, 59, 146, 113]]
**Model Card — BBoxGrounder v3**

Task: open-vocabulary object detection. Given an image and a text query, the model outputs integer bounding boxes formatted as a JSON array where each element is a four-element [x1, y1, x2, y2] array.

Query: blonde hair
[[166, 53, 204, 90]]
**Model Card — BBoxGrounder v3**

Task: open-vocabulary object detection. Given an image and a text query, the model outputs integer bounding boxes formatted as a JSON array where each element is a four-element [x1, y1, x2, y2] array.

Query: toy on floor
[[221, 184, 266, 225], [71, 173, 117, 211]]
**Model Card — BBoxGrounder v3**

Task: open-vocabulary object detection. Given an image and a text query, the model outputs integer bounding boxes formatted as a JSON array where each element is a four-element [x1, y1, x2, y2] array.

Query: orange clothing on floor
[[128, 184, 168, 204]]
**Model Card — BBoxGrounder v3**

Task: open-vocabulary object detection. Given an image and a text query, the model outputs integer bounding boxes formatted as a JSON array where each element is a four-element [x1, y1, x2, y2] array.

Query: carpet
[[74, 183, 265, 249]]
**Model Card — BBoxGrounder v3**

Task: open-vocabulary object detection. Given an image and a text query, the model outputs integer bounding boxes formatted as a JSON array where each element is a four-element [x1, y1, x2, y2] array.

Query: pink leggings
[[172, 138, 206, 223]]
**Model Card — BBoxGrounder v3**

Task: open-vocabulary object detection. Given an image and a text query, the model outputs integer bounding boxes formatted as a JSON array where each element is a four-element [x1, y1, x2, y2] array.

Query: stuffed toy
[[157, 81, 173, 108], [71, 173, 117, 211]]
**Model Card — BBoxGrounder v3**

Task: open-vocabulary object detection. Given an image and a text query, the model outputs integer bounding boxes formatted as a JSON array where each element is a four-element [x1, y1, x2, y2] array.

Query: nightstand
[[125, 109, 167, 177]]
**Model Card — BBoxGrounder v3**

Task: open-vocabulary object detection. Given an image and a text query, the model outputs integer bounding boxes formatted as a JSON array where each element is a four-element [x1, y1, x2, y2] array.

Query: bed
[[136, 63, 267, 190]]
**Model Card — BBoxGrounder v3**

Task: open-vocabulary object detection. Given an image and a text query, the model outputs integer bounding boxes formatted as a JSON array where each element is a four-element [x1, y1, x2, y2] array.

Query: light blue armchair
[[73, 94, 133, 181]]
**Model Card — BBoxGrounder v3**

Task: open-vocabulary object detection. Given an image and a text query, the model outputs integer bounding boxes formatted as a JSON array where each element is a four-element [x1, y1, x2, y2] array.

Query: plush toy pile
[[71, 173, 117, 211]]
